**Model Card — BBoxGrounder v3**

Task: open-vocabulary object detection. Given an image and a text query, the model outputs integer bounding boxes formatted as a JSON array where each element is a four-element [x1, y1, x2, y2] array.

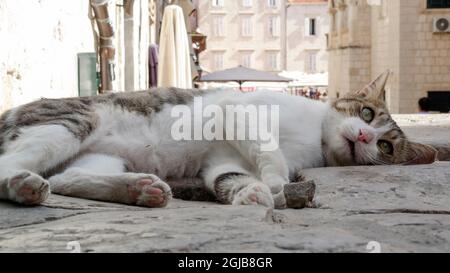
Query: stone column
[[124, 0, 136, 91], [123, 0, 150, 91], [347, 0, 356, 45]]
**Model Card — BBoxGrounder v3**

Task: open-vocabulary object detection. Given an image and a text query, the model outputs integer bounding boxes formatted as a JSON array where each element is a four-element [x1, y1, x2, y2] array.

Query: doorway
[[428, 91, 450, 113]]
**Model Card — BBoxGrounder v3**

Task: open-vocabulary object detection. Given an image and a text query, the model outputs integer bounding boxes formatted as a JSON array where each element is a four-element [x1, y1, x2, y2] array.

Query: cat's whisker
[[359, 146, 389, 166], [368, 154, 389, 166]]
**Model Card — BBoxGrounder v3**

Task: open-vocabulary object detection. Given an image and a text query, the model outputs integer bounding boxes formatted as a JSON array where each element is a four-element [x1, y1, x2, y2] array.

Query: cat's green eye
[[378, 140, 394, 155], [361, 107, 375, 123]]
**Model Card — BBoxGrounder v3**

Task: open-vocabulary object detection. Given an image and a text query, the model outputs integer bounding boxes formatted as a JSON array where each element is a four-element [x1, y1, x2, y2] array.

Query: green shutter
[[77, 53, 99, 97]]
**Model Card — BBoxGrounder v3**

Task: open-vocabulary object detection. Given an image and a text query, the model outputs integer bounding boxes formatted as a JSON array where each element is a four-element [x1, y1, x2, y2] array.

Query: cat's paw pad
[[232, 183, 274, 208], [127, 175, 172, 208], [7, 171, 50, 205]]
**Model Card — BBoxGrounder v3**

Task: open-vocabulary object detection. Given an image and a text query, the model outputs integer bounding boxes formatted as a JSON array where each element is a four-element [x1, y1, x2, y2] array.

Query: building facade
[[328, 0, 450, 114], [195, 0, 329, 74], [1, 0, 162, 114], [287, 0, 329, 73]]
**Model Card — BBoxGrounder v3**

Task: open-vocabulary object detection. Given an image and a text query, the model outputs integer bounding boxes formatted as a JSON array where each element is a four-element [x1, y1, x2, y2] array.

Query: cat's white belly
[[81, 104, 212, 179]]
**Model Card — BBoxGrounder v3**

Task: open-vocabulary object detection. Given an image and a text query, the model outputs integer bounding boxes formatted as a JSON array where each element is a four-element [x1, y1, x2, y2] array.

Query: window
[[427, 0, 450, 9], [428, 91, 450, 113], [242, 0, 252, 8], [213, 52, 224, 70], [305, 17, 317, 37], [240, 52, 252, 68], [268, 16, 280, 37], [305, 51, 317, 73], [212, 16, 225, 37], [267, 0, 278, 8], [212, 0, 224, 7], [266, 52, 279, 71], [241, 16, 253, 37]]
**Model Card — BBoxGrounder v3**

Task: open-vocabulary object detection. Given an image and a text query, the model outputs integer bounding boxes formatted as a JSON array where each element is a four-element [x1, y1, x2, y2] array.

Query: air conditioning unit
[[433, 17, 450, 33]]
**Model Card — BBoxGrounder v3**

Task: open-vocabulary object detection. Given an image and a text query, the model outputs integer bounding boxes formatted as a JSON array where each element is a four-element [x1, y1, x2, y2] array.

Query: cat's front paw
[[127, 175, 172, 208], [261, 174, 289, 209], [262, 174, 288, 194], [7, 171, 50, 205], [272, 191, 287, 209], [232, 182, 274, 208]]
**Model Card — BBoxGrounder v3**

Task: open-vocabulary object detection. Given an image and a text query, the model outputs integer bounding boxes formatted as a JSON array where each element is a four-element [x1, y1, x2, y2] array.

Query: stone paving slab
[[0, 163, 449, 253]]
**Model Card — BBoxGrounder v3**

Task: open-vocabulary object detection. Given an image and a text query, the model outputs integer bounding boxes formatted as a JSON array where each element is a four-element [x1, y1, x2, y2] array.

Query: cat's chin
[[345, 139, 356, 160], [322, 141, 357, 167]]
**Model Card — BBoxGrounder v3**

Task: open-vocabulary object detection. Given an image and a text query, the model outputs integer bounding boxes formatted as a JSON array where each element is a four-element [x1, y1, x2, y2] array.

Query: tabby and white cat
[[0, 71, 437, 208]]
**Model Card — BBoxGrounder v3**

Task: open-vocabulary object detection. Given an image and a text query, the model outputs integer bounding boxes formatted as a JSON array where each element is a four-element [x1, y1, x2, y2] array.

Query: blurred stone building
[[195, 0, 329, 74], [1, 1, 96, 113], [0, 0, 204, 113], [328, 0, 450, 114], [1, 0, 163, 113]]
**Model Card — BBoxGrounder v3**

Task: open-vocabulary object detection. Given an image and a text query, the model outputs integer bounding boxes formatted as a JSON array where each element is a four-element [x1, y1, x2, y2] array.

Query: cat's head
[[322, 70, 437, 167]]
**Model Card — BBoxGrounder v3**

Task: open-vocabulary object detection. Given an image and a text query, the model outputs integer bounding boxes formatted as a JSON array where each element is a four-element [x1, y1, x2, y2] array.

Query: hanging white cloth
[[157, 5, 192, 89]]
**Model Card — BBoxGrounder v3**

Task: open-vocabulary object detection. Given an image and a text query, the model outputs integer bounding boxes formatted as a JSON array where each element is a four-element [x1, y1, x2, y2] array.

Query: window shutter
[[267, 18, 271, 36], [274, 17, 280, 36], [305, 18, 310, 37]]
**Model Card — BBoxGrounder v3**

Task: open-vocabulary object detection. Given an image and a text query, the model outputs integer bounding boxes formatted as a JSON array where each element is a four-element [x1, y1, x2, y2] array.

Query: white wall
[[0, 0, 96, 113]]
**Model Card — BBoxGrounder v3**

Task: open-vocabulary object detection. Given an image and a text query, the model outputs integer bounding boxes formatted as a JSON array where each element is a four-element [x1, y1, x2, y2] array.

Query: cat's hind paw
[[232, 182, 274, 208], [7, 171, 50, 205], [127, 175, 172, 208]]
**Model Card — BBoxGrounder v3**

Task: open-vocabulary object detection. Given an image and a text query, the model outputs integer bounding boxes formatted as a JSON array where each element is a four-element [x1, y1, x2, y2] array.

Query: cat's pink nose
[[358, 129, 373, 144]]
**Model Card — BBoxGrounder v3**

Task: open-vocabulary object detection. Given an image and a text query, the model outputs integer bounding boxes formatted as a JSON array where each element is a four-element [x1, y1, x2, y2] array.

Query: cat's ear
[[402, 142, 438, 165], [353, 70, 391, 101]]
